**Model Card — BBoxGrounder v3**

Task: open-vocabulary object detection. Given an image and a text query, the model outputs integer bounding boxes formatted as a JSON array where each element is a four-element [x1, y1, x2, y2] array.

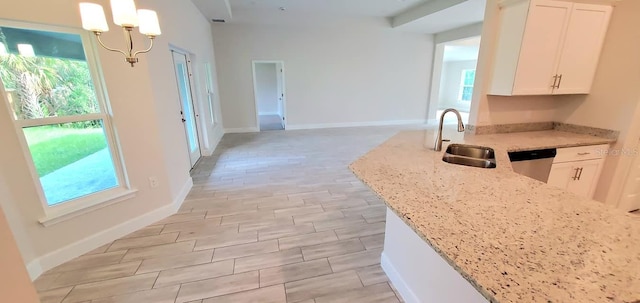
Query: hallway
[[35, 126, 423, 303], [259, 114, 284, 131]]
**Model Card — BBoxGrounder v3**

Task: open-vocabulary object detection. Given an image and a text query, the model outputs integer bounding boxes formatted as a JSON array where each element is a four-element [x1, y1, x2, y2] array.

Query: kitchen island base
[[382, 208, 489, 303]]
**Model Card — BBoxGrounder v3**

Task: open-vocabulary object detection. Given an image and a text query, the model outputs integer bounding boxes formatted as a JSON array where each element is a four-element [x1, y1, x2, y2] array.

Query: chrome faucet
[[434, 108, 465, 151]]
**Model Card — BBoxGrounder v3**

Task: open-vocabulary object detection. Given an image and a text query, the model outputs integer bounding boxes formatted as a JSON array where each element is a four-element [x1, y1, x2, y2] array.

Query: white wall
[[438, 60, 476, 111], [428, 44, 446, 123], [141, 0, 225, 192], [212, 17, 434, 130], [0, 0, 223, 278], [255, 63, 279, 115], [0, 202, 38, 303]]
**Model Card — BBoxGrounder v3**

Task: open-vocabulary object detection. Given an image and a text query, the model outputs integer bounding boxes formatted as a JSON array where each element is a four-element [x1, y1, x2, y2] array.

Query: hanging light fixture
[[79, 0, 162, 67]]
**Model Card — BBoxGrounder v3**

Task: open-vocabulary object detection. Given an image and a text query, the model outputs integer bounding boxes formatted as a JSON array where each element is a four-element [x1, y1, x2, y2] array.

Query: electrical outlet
[[149, 176, 159, 188]]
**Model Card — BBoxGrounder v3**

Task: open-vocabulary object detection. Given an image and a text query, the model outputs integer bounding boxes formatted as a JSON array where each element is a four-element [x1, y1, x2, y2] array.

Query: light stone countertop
[[349, 129, 640, 303]]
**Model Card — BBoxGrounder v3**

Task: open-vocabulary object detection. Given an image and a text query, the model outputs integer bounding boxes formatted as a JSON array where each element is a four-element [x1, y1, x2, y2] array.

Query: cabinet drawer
[[554, 144, 609, 163]]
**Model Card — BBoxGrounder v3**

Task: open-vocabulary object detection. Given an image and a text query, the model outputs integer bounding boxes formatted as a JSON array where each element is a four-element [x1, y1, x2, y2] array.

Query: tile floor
[[36, 126, 426, 303]]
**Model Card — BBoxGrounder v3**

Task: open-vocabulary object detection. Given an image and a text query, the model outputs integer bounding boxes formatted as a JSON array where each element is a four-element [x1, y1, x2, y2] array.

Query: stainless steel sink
[[442, 144, 497, 169], [442, 154, 497, 169], [445, 144, 495, 160]]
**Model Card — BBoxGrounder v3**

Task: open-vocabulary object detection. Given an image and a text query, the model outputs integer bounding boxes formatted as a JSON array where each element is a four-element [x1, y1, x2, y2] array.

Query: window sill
[[39, 188, 138, 227]]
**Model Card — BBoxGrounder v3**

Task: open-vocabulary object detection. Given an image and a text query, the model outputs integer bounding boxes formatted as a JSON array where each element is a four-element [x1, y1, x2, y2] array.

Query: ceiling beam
[[191, 0, 233, 22], [434, 21, 483, 44], [223, 0, 233, 19], [391, 0, 469, 28]]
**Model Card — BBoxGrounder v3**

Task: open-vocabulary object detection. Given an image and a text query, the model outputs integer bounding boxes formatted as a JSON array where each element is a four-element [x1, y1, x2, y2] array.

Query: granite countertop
[[349, 129, 640, 303]]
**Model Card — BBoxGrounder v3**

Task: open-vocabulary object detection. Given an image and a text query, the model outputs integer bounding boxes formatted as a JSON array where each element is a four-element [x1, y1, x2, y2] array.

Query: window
[[0, 21, 130, 220], [204, 62, 217, 125], [458, 69, 476, 102]]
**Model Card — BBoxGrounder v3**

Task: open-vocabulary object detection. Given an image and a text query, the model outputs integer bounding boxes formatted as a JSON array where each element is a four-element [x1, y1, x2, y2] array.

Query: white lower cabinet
[[548, 159, 603, 198], [547, 145, 608, 198]]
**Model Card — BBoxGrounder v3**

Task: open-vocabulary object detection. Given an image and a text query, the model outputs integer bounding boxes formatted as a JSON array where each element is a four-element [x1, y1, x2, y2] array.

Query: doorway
[[252, 61, 286, 131], [171, 50, 201, 168], [428, 36, 481, 125]]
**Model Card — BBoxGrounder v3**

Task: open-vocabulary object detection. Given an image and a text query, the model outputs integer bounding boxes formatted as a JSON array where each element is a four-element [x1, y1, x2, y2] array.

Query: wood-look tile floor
[[36, 126, 423, 303]]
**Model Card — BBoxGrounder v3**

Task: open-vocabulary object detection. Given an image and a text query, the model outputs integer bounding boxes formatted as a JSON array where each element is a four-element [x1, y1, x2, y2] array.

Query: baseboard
[[224, 127, 260, 134], [381, 252, 419, 303], [26, 261, 43, 281], [26, 178, 192, 281], [203, 124, 225, 156], [174, 177, 193, 208], [286, 120, 428, 130]]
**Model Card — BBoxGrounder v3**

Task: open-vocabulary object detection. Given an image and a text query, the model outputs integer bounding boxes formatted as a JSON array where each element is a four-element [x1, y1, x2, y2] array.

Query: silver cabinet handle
[[577, 152, 590, 156], [557, 74, 563, 89], [572, 167, 580, 181], [576, 167, 584, 181]]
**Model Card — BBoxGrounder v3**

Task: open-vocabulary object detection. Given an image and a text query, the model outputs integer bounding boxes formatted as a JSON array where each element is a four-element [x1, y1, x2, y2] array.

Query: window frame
[[458, 69, 476, 102], [0, 19, 135, 226]]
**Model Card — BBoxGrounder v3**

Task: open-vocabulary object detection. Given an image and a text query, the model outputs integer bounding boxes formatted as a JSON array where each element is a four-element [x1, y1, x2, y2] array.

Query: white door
[[172, 51, 201, 168], [619, 151, 640, 212], [512, 0, 572, 95], [553, 3, 612, 94], [276, 63, 285, 129]]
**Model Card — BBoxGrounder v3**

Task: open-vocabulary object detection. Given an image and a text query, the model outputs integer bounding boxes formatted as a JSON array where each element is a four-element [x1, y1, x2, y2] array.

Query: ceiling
[[191, 0, 485, 34], [230, 0, 429, 17], [443, 36, 481, 62]]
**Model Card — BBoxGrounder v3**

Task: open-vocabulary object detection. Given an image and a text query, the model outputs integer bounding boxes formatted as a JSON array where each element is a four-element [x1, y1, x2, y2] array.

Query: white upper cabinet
[[553, 3, 613, 94], [489, 0, 612, 96], [512, 1, 572, 95]]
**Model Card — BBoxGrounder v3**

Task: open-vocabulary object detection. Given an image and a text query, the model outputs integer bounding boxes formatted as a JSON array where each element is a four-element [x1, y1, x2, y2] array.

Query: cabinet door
[[553, 4, 612, 95], [566, 159, 603, 198], [548, 159, 604, 198], [547, 161, 574, 190], [512, 0, 572, 95]]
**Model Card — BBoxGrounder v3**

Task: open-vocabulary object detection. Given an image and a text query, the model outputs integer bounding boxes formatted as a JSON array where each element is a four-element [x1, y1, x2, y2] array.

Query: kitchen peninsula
[[350, 130, 639, 303]]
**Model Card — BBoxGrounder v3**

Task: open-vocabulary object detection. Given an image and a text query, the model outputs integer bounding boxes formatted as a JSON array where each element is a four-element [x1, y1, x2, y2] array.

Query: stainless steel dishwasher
[[508, 149, 557, 183]]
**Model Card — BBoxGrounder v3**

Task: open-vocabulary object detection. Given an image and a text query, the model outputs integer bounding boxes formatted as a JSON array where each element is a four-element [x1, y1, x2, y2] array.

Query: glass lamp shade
[[110, 0, 139, 27], [138, 9, 161, 36], [79, 3, 110, 32]]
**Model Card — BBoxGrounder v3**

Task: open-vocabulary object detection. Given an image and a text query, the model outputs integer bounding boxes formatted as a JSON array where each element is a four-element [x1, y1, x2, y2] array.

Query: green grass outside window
[[24, 126, 107, 177]]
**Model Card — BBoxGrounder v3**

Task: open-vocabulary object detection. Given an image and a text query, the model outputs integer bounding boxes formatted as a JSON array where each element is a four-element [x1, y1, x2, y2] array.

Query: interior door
[[172, 51, 201, 168], [276, 63, 285, 129], [619, 150, 640, 212], [547, 162, 574, 190]]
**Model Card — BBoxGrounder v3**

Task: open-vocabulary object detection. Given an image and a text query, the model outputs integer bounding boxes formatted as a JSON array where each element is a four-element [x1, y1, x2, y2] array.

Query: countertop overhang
[[349, 129, 639, 303]]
